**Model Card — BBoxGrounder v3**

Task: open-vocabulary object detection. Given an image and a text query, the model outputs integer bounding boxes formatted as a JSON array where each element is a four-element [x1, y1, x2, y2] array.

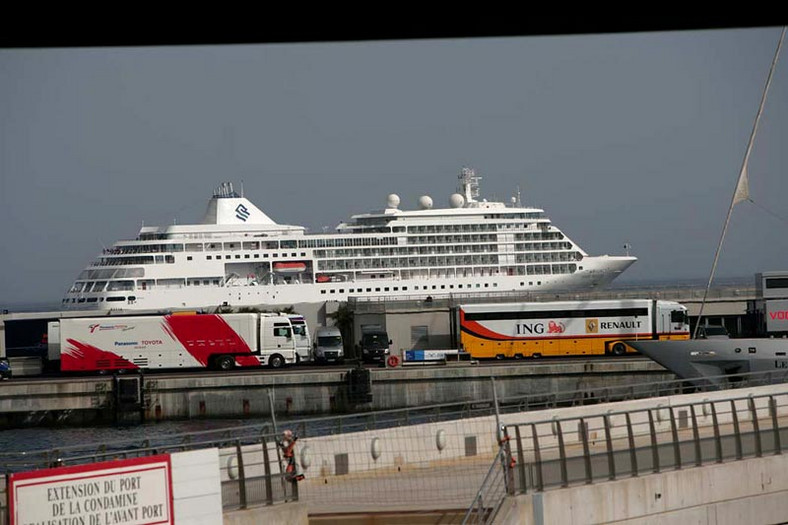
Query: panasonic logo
[[114, 341, 138, 346]]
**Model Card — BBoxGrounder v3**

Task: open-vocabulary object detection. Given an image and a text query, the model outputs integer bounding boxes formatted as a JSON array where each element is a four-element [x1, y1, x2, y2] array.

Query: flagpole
[[694, 26, 786, 338]]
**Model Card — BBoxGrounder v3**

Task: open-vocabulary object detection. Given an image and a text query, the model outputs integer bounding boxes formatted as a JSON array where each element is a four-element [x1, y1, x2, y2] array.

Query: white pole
[[694, 27, 786, 338]]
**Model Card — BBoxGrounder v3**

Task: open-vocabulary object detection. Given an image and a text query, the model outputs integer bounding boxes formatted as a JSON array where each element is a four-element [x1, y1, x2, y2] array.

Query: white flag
[[733, 165, 750, 205]]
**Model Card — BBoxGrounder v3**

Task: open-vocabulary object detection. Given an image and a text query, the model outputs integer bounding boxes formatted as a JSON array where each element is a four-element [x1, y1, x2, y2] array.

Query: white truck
[[47, 313, 297, 372], [288, 314, 313, 363]]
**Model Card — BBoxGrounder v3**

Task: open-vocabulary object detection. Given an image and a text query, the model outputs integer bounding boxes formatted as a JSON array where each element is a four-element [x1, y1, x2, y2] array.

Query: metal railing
[[0, 428, 296, 523], [463, 387, 788, 520], [462, 433, 515, 525]]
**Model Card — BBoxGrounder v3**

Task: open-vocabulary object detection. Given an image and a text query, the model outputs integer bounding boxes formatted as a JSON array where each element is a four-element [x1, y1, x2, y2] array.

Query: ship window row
[[315, 244, 498, 258], [407, 224, 498, 234], [517, 252, 582, 263], [315, 254, 579, 272], [515, 232, 564, 241], [78, 268, 146, 280], [105, 243, 184, 254], [403, 220, 546, 235], [205, 253, 306, 260], [526, 264, 576, 275], [318, 255, 502, 271], [483, 213, 545, 220], [69, 280, 135, 293], [514, 242, 574, 251], [407, 234, 498, 245], [319, 281, 508, 295], [314, 244, 575, 259], [93, 255, 175, 266], [296, 237, 397, 248], [115, 237, 399, 254], [402, 232, 566, 245]]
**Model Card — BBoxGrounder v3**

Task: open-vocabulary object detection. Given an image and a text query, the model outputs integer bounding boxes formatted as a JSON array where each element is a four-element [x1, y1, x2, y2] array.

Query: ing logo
[[235, 204, 251, 222], [586, 319, 599, 334]]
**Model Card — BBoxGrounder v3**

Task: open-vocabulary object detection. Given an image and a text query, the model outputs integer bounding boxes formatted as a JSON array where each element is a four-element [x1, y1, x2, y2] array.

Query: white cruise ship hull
[[61, 173, 637, 312]]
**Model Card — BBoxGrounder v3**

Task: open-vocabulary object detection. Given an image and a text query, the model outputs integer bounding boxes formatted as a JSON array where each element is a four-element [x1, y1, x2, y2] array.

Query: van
[[314, 327, 344, 364], [359, 331, 391, 363]]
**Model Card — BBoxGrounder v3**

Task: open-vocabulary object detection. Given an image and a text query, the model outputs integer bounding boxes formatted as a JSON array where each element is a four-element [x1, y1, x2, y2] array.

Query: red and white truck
[[47, 313, 297, 372]]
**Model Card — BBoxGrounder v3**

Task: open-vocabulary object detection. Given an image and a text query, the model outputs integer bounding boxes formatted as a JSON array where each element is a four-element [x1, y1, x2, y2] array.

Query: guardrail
[[462, 386, 788, 522], [0, 426, 296, 523]]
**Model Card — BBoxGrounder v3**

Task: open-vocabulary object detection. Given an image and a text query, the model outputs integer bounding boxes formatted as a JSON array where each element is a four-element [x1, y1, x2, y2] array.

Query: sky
[[1, 27, 787, 307]]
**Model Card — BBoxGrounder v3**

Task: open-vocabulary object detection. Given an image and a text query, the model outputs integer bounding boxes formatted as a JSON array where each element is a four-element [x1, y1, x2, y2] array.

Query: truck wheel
[[269, 354, 285, 369], [216, 355, 235, 371], [612, 343, 627, 356], [295, 353, 301, 365]]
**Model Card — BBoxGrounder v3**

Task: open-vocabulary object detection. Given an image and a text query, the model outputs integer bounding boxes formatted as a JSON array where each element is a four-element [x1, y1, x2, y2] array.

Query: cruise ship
[[61, 169, 637, 311]]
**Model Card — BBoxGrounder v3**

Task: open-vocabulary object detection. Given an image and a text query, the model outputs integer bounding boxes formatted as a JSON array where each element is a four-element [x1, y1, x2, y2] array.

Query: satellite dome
[[449, 193, 465, 208], [418, 195, 433, 209], [386, 194, 401, 209]]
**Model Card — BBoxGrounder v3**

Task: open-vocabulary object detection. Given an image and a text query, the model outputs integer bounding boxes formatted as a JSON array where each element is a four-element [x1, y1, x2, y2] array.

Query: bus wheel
[[216, 355, 235, 371], [612, 343, 627, 356], [496, 354, 505, 360], [514, 353, 524, 360], [532, 353, 542, 359], [269, 354, 285, 369]]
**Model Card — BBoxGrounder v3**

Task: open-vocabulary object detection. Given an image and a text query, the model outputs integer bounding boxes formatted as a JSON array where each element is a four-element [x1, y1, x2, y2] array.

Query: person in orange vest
[[278, 430, 305, 482]]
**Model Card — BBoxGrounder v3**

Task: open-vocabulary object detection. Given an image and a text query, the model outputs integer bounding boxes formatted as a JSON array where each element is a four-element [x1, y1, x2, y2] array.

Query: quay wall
[[0, 360, 671, 427], [497, 454, 788, 525]]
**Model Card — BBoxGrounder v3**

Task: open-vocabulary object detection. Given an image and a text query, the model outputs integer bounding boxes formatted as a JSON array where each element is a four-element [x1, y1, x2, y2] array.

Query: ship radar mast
[[458, 167, 482, 204], [213, 182, 240, 199]]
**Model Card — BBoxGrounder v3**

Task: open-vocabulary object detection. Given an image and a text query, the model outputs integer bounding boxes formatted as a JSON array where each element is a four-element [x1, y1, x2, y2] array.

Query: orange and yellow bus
[[459, 299, 689, 359]]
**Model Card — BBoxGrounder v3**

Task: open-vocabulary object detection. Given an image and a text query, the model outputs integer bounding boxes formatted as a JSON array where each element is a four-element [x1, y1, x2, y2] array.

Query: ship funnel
[[202, 183, 277, 225]]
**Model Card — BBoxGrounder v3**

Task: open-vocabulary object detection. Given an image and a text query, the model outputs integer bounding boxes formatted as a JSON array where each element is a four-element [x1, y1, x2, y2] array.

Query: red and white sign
[[9, 455, 173, 525]]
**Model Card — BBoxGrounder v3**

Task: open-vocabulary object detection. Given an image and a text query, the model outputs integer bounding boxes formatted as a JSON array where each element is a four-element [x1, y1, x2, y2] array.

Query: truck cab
[[288, 314, 312, 364], [314, 326, 344, 364], [258, 315, 298, 368], [358, 331, 391, 363]]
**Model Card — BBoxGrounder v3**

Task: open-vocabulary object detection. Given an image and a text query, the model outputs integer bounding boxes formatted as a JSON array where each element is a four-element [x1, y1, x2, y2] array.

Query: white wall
[[171, 449, 223, 525]]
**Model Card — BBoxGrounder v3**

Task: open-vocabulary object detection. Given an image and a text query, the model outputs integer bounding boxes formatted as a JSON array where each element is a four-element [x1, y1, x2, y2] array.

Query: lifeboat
[[316, 274, 331, 283], [273, 262, 307, 273]]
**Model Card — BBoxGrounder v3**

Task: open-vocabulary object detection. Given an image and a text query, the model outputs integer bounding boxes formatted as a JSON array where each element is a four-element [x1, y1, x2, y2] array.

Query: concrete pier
[[0, 359, 671, 427]]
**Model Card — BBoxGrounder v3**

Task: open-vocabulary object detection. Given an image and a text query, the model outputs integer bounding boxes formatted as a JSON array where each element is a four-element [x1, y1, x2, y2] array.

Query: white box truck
[[47, 313, 297, 372]]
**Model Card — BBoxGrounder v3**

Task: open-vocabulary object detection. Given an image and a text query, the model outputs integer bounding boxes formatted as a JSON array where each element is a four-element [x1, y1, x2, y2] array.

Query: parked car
[[696, 325, 730, 339]]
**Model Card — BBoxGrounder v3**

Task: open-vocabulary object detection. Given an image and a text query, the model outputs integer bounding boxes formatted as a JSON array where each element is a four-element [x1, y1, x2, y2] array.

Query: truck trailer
[[459, 299, 689, 359], [47, 312, 297, 372]]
